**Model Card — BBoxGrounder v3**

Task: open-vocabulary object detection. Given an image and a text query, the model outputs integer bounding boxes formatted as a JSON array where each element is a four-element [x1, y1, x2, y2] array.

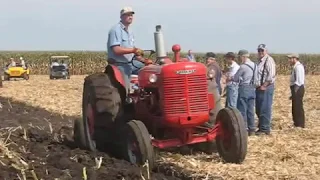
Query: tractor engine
[[135, 25, 214, 128]]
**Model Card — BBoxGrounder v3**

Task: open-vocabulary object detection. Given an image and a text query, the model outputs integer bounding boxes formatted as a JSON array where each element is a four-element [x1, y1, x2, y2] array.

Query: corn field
[[0, 51, 319, 75]]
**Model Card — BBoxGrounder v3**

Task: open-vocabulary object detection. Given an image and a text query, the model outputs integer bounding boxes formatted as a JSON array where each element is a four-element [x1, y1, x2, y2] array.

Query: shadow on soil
[[0, 96, 224, 180]]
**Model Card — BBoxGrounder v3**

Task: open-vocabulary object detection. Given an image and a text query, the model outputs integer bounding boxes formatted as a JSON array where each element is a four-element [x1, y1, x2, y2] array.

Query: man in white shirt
[[51, 60, 60, 68], [8, 58, 16, 67], [20, 57, 26, 69], [287, 53, 305, 128], [224, 52, 240, 108]]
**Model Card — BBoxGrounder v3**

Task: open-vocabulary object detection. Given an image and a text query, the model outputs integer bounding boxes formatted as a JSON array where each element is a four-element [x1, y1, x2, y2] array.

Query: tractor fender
[[104, 64, 127, 101], [105, 65, 126, 87]]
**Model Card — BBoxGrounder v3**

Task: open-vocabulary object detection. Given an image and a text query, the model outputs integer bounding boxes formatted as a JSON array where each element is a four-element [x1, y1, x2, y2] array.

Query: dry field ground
[[0, 75, 320, 180]]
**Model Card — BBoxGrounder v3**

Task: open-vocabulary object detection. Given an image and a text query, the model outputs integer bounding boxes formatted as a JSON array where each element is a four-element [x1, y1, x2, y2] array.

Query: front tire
[[216, 107, 247, 163], [4, 74, 9, 81], [123, 120, 155, 170], [73, 72, 122, 151], [23, 73, 29, 80]]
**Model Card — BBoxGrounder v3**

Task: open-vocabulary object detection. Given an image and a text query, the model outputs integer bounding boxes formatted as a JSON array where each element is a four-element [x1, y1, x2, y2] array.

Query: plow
[[73, 25, 248, 171]]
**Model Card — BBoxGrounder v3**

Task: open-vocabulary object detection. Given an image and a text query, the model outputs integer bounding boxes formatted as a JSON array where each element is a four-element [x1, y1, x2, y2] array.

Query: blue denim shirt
[[107, 22, 135, 63], [232, 59, 259, 86]]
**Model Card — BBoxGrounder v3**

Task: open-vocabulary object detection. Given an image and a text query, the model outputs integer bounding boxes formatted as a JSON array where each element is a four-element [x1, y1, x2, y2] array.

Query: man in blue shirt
[[107, 7, 145, 91], [227, 50, 259, 136], [186, 50, 195, 62]]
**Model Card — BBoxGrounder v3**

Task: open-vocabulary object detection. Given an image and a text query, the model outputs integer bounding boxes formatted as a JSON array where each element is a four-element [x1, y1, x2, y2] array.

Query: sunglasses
[[258, 49, 265, 53]]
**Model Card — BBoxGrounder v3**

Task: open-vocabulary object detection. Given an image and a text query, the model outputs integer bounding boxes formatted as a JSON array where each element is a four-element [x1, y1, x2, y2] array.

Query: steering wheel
[[130, 49, 156, 69]]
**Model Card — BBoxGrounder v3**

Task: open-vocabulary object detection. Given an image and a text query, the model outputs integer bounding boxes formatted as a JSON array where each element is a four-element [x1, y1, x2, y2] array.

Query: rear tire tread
[[74, 72, 121, 151]]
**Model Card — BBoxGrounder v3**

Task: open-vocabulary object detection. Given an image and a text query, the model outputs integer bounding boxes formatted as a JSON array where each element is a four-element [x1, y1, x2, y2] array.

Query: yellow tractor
[[4, 63, 30, 81]]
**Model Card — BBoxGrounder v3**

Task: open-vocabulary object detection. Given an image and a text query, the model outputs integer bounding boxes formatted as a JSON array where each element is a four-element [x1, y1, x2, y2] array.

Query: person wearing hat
[[8, 58, 16, 68], [287, 53, 305, 128], [205, 52, 222, 95], [227, 50, 259, 135], [205, 52, 222, 127], [224, 52, 240, 108], [255, 44, 276, 135], [106, 6, 145, 92]]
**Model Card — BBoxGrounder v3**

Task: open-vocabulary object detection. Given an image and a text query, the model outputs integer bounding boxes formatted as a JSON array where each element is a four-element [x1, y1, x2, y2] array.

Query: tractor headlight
[[148, 74, 157, 83], [207, 69, 215, 79]]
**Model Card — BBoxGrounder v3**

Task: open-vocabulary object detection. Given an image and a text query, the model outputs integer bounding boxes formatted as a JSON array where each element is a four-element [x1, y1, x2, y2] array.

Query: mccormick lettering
[[176, 69, 196, 75]]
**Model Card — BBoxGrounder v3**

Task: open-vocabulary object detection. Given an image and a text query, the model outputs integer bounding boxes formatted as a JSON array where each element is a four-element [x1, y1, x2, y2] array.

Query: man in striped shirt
[[255, 44, 276, 135], [287, 53, 305, 128]]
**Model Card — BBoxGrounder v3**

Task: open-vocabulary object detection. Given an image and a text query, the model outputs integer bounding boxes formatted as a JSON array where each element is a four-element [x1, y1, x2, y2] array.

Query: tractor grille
[[162, 75, 208, 115]]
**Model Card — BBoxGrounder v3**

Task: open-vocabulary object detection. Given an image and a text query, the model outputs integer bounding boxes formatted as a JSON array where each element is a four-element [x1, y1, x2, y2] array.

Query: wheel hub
[[127, 136, 139, 163]]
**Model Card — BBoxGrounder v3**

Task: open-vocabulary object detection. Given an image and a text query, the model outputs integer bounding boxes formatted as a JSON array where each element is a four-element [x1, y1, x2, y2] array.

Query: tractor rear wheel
[[215, 107, 247, 163], [123, 120, 155, 170], [73, 72, 122, 151]]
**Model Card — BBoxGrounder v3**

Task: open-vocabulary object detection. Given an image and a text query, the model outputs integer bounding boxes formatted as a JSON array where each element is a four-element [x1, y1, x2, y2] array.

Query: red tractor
[[73, 25, 247, 170]]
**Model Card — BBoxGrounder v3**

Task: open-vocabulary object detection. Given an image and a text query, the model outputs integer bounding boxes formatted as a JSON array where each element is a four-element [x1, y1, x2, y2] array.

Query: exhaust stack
[[154, 25, 167, 61]]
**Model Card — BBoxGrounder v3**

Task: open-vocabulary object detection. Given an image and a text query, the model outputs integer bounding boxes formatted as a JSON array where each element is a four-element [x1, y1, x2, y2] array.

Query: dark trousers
[[290, 85, 305, 128]]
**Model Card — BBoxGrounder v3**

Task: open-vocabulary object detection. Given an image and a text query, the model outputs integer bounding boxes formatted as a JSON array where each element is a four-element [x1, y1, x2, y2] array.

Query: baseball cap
[[238, 49, 250, 57], [224, 52, 236, 58], [205, 52, 216, 58], [257, 44, 267, 50], [120, 7, 135, 16], [286, 53, 299, 58]]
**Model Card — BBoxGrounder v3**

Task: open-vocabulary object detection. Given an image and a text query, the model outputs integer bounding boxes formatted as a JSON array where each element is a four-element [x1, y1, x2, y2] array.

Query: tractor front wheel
[[123, 120, 155, 170], [216, 107, 247, 163], [23, 73, 29, 80], [4, 74, 9, 81], [0, 76, 3, 87], [73, 72, 121, 151]]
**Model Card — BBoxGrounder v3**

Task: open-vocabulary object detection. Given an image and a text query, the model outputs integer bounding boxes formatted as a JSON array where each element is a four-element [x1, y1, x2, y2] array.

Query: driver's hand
[[133, 48, 144, 56], [144, 59, 153, 65]]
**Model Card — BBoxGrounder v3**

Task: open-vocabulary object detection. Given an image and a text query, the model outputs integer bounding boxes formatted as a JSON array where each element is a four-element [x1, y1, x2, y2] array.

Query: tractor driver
[[107, 7, 146, 92], [8, 58, 16, 67], [51, 59, 59, 68]]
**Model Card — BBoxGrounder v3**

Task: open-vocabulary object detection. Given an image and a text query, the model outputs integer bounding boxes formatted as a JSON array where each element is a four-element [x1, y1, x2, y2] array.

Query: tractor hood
[[160, 62, 207, 78]]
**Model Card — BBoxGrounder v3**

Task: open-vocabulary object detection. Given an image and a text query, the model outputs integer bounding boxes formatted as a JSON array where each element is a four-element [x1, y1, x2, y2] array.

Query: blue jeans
[[255, 84, 275, 132], [225, 84, 238, 108], [130, 60, 145, 75], [237, 85, 256, 131]]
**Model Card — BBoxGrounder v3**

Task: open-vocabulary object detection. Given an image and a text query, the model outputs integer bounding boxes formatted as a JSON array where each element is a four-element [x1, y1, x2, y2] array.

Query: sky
[[1, 0, 320, 54]]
